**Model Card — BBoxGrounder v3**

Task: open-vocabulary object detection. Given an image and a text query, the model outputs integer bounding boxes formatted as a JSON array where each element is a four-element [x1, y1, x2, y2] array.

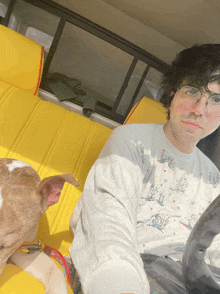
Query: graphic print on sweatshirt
[[209, 172, 220, 187], [141, 184, 166, 206], [158, 149, 175, 170], [179, 214, 198, 230], [139, 148, 204, 234], [170, 176, 188, 193]]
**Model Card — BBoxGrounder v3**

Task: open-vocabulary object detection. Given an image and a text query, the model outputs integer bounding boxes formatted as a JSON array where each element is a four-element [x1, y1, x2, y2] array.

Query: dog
[[0, 158, 79, 293]]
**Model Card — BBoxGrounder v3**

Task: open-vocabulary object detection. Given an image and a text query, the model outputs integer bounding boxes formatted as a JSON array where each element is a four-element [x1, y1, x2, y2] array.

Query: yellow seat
[[0, 24, 44, 95], [0, 24, 167, 293], [124, 95, 167, 125]]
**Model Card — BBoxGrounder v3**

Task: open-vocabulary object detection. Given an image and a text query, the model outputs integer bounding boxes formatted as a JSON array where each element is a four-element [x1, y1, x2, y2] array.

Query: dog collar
[[18, 238, 44, 254], [11, 240, 73, 287]]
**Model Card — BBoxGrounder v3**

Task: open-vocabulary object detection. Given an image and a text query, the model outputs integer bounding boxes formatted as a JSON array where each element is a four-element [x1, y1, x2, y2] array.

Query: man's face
[[168, 82, 220, 145]]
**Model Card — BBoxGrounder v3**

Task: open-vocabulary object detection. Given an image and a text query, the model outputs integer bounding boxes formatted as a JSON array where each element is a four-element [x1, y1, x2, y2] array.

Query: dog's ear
[[37, 173, 79, 206]]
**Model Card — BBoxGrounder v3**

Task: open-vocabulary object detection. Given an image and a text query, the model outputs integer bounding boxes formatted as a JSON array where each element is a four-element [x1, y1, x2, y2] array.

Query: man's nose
[[190, 95, 208, 116]]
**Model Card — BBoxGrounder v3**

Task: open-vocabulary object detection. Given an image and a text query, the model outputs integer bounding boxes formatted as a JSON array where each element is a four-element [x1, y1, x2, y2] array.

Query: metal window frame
[[3, 0, 169, 124]]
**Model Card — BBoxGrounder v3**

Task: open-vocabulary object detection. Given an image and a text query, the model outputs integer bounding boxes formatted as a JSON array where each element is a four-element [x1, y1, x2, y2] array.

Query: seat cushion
[[0, 81, 112, 292]]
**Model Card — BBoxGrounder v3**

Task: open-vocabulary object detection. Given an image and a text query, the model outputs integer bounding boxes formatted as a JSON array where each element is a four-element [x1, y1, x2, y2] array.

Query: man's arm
[[87, 260, 144, 294], [70, 126, 150, 294]]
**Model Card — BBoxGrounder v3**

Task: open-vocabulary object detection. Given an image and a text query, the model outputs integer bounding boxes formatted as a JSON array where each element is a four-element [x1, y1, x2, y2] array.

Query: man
[[70, 44, 220, 294]]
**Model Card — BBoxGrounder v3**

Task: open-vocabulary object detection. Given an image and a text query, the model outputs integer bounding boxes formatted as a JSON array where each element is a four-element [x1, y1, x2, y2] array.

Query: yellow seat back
[[0, 24, 167, 293], [124, 96, 167, 125], [0, 24, 44, 95]]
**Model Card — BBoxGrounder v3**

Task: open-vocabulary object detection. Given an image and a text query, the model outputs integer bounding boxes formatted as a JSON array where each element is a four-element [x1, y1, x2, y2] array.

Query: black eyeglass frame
[[177, 85, 220, 117]]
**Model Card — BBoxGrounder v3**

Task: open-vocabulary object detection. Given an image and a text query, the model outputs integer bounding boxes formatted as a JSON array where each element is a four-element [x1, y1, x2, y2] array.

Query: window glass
[[3, 0, 60, 62], [0, 0, 19, 30], [132, 67, 163, 106], [117, 60, 146, 116], [1, 0, 165, 122], [44, 21, 134, 108]]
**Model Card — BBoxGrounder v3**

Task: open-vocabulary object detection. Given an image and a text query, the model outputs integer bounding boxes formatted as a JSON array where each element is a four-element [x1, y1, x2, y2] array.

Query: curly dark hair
[[160, 44, 220, 120]]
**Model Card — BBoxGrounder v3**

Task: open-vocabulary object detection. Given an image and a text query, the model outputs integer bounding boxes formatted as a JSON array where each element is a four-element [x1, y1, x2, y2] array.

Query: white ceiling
[[53, 0, 220, 64], [102, 0, 220, 47]]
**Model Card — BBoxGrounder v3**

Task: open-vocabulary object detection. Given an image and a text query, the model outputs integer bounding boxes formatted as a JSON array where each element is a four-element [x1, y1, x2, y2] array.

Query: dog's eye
[[0, 245, 4, 250]]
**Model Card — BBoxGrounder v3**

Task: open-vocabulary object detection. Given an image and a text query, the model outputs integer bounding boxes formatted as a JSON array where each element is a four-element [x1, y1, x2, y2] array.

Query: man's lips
[[182, 120, 202, 130]]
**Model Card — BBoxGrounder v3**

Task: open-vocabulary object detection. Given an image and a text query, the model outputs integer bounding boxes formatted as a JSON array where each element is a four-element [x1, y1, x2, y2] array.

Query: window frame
[[2, 0, 169, 124]]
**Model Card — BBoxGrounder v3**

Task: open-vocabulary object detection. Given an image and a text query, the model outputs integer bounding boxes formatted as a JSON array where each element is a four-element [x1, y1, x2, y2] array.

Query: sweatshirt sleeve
[[70, 125, 150, 294]]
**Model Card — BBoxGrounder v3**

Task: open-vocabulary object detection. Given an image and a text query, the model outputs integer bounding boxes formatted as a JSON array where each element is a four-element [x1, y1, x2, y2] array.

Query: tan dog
[[0, 158, 79, 293]]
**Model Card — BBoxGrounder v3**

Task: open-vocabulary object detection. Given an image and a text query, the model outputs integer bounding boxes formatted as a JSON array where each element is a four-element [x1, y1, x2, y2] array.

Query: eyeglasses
[[178, 85, 220, 117]]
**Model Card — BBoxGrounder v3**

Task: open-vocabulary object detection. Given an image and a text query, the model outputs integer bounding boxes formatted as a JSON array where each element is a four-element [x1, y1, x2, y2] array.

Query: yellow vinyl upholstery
[[0, 24, 167, 293], [0, 80, 112, 293], [124, 95, 167, 125], [0, 24, 44, 96]]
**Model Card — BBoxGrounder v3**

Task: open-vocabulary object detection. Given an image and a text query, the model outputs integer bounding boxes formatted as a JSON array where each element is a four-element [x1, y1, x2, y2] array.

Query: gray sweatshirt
[[70, 123, 220, 294]]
